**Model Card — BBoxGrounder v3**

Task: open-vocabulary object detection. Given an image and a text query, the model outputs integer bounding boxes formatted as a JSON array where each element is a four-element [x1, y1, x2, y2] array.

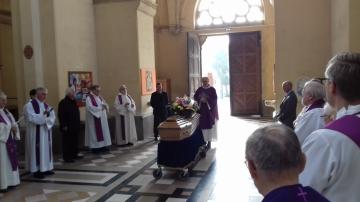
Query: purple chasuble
[[31, 99, 52, 165], [306, 99, 325, 112], [262, 184, 329, 202], [0, 110, 18, 171], [194, 86, 219, 130], [89, 94, 104, 142], [325, 112, 360, 148]]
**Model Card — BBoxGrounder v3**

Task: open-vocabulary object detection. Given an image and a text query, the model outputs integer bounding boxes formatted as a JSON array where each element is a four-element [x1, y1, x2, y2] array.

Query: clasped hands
[[11, 126, 17, 134], [125, 103, 134, 108], [200, 96, 208, 103]]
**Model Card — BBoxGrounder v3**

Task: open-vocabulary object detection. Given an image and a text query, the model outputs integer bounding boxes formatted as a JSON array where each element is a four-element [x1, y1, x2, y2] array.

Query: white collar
[[202, 85, 211, 89], [336, 104, 360, 119]]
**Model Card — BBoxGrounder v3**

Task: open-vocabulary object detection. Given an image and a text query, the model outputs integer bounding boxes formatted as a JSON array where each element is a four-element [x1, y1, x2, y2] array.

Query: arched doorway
[[188, 0, 272, 116]]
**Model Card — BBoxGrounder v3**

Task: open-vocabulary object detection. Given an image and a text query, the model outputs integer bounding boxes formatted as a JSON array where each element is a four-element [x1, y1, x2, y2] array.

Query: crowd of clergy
[[0, 52, 360, 202], [0, 83, 143, 191], [259, 52, 360, 202]]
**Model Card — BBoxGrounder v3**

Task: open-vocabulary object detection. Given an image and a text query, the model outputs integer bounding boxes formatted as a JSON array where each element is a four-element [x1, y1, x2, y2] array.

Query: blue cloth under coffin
[[157, 127, 206, 168]]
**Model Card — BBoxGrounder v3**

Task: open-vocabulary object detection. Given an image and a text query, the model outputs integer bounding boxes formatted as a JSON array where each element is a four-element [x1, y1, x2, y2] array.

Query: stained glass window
[[196, 0, 265, 28]]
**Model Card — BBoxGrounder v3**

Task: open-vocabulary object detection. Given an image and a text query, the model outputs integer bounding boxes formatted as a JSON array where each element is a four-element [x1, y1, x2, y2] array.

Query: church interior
[[0, 0, 359, 201]]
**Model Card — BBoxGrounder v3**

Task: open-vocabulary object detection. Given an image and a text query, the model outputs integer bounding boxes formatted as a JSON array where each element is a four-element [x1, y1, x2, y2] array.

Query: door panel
[[229, 32, 262, 116], [188, 32, 202, 98]]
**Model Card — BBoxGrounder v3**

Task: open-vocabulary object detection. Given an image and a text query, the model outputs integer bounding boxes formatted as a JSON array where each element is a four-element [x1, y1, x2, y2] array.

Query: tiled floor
[[0, 100, 272, 202]]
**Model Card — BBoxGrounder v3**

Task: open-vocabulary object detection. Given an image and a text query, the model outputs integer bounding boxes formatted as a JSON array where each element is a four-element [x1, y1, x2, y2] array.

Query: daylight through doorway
[[201, 35, 230, 116]]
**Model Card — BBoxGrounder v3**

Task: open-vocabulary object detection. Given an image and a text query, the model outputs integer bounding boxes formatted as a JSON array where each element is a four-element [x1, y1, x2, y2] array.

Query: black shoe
[[64, 159, 75, 163], [154, 137, 159, 141], [43, 171, 55, 175], [74, 155, 84, 160], [33, 171, 45, 179], [127, 143, 134, 146], [0, 189, 8, 193], [91, 148, 101, 154]]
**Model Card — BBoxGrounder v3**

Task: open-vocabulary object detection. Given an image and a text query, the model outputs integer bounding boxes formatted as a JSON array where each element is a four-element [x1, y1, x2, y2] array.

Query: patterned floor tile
[[129, 174, 155, 186], [106, 194, 132, 202], [155, 178, 175, 185], [135, 196, 159, 202], [25, 194, 47, 202], [92, 158, 107, 163], [165, 198, 187, 202]]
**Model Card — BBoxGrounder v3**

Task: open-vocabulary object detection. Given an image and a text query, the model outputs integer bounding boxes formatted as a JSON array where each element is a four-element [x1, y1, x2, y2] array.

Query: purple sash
[[325, 113, 360, 148], [0, 110, 18, 171], [88, 94, 104, 142], [118, 95, 123, 104], [306, 99, 325, 112], [31, 99, 52, 165], [118, 95, 133, 106]]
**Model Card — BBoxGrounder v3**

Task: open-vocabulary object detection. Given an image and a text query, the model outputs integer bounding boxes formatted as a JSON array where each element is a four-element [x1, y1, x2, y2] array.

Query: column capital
[[138, 0, 157, 17]]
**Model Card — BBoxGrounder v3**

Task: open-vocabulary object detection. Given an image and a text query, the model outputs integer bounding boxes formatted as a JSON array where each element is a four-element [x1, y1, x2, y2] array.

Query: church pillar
[[13, 0, 45, 99], [331, 0, 360, 54], [94, 0, 157, 140]]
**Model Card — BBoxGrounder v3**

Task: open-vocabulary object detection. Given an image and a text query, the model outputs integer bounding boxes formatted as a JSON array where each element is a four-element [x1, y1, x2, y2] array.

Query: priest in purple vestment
[[300, 52, 360, 201], [294, 80, 326, 145], [245, 124, 329, 202], [0, 91, 20, 192], [194, 77, 218, 149]]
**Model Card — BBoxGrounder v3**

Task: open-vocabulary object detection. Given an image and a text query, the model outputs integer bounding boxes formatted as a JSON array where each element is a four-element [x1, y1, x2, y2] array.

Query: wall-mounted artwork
[[68, 71, 92, 107], [140, 69, 156, 95]]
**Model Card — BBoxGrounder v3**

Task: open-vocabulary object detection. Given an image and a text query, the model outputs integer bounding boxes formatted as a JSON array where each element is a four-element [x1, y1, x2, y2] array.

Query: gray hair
[[36, 87, 48, 94], [65, 87, 74, 96], [325, 52, 360, 102], [245, 124, 302, 173], [303, 80, 325, 100], [119, 84, 127, 91], [0, 91, 7, 100]]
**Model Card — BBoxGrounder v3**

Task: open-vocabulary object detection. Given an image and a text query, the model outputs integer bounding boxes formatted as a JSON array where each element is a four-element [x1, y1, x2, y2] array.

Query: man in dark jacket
[[58, 87, 81, 162], [275, 81, 298, 129], [150, 83, 168, 141]]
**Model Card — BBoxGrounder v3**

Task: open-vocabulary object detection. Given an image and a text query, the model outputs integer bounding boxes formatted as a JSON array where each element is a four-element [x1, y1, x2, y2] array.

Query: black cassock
[[150, 91, 168, 138], [58, 96, 80, 161]]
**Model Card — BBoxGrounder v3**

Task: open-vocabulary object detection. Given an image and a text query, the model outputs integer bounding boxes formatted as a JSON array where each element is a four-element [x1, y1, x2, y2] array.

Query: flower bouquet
[[172, 95, 199, 119]]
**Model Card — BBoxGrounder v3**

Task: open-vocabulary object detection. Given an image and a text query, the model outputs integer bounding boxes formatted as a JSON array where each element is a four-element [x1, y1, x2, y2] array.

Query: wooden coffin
[[158, 113, 200, 141]]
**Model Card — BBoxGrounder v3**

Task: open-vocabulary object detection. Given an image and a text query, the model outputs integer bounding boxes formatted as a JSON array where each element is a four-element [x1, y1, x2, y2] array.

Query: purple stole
[[0, 109, 18, 171], [325, 112, 360, 148], [306, 99, 325, 112], [31, 99, 52, 166], [88, 94, 104, 142]]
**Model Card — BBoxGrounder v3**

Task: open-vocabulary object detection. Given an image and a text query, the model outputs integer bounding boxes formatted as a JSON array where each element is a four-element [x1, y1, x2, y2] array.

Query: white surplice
[[85, 93, 112, 148], [0, 108, 20, 190], [114, 93, 138, 145], [25, 99, 56, 173], [300, 105, 360, 202], [294, 107, 325, 145]]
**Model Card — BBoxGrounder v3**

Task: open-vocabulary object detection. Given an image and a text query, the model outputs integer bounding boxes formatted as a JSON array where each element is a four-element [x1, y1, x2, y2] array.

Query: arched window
[[196, 0, 265, 28]]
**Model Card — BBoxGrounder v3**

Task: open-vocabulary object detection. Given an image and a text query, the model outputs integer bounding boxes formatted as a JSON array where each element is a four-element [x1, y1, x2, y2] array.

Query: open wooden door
[[229, 32, 262, 116], [187, 32, 202, 98]]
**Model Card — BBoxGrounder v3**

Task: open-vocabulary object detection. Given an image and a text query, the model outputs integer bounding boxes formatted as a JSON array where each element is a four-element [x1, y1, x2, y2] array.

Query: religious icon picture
[[68, 71, 93, 106], [141, 68, 156, 95]]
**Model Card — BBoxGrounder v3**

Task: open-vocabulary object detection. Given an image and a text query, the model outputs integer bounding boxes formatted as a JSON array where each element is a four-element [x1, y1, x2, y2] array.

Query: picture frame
[[140, 69, 156, 95], [68, 71, 93, 107]]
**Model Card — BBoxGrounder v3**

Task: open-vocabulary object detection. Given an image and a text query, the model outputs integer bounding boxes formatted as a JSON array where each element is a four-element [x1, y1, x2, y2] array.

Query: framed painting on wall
[[140, 69, 156, 95], [68, 71, 93, 107]]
